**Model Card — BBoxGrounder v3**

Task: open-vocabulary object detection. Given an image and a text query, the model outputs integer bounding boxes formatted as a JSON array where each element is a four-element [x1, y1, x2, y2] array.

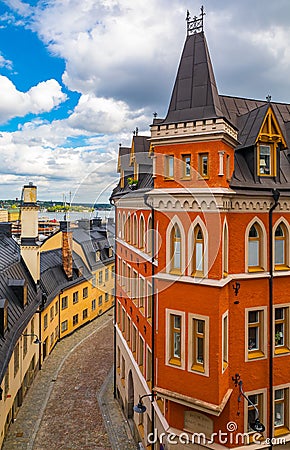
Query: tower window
[[198, 153, 209, 178], [257, 143, 275, 176]]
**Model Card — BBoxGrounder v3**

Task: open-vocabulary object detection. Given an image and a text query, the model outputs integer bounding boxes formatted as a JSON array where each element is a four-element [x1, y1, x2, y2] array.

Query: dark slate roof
[[161, 31, 224, 124], [72, 222, 114, 271], [133, 135, 151, 166], [110, 171, 153, 200], [0, 233, 40, 384], [236, 103, 270, 150], [40, 248, 92, 304]]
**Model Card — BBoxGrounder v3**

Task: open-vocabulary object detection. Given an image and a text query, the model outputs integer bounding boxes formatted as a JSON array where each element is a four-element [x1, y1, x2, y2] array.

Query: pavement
[[2, 309, 137, 450]]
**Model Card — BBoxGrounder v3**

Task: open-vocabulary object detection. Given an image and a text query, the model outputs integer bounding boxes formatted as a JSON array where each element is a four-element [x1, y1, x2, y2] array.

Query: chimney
[[78, 219, 90, 230], [20, 183, 40, 283], [60, 221, 73, 279], [90, 217, 102, 229]]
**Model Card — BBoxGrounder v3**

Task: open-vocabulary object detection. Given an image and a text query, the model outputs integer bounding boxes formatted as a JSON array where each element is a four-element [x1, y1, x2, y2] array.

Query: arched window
[[171, 224, 181, 273], [147, 216, 153, 255], [192, 225, 204, 276], [133, 215, 138, 246], [118, 212, 121, 238], [223, 222, 229, 277], [248, 223, 263, 270], [127, 214, 131, 242], [122, 213, 126, 240], [139, 216, 145, 250], [275, 223, 288, 268]]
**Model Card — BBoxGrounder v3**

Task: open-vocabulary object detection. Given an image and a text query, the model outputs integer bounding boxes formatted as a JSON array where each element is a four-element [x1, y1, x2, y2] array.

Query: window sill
[[191, 364, 205, 373], [275, 265, 290, 271], [169, 357, 181, 367], [248, 267, 264, 273], [248, 350, 265, 359], [169, 269, 182, 276], [275, 346, 290, 355], [274, 426, 289, 437], [163, 177, 174, 181]]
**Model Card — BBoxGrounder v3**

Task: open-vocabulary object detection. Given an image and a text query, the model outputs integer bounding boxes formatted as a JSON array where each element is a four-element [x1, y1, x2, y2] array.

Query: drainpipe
[[269, 188, 280, 446], [144, 193, 155, 446], [110, 197, 117, 398]]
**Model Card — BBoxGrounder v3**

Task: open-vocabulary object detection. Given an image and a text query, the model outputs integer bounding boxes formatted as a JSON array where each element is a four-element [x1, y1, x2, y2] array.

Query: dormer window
[[258, 144, 275, 176]]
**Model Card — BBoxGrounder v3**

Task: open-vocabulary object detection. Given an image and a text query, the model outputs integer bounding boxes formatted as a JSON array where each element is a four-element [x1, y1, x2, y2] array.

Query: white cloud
[[0, 77, 67, 123], [0, 54, 13, 70]]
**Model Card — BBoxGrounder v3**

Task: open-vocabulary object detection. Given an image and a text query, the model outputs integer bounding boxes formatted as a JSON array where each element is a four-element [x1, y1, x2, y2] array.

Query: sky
[[0, 0, 290, 204]]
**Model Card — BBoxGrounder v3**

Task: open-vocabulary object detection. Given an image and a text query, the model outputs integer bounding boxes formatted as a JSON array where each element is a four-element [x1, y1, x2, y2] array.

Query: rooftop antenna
[[186, 6, 205, 36]]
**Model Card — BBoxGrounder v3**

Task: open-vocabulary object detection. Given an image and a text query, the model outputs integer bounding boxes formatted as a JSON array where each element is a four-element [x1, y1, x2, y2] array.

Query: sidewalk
[[2, 310, 136, 450]]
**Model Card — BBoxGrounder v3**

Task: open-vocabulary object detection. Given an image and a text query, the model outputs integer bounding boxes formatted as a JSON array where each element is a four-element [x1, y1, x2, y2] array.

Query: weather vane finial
[[186, 6, 205, 35]]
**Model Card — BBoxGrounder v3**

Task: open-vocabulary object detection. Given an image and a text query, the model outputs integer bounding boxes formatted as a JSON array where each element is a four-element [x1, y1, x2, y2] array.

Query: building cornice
[[154, 386, 232, 417]]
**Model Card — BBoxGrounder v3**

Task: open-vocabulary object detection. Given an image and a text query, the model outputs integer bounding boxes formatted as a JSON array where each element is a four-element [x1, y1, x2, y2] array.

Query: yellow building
[[0, 184, 115, 447], [0, 222, 41, 449], [0, 210, 8, 222]]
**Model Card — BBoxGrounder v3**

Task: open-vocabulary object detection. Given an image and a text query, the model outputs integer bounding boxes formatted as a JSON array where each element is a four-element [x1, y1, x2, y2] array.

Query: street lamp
[[133, 393, 156, 414], [232, 374, 265, 433], [22, 333, 42, 344]]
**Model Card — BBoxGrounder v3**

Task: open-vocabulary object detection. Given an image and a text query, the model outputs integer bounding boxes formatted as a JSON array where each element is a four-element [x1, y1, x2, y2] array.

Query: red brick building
[[111, 9, 290, 449]]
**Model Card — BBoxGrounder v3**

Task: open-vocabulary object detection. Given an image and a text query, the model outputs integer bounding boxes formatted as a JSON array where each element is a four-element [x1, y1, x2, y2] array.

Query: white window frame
[[165, 308, 185, 370], [188, 313, 209, 377], [245, 306, 267, 361]]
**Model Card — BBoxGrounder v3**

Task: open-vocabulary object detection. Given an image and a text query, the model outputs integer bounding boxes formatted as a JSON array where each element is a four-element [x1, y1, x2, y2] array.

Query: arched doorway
[[128, 370, 134, 419]]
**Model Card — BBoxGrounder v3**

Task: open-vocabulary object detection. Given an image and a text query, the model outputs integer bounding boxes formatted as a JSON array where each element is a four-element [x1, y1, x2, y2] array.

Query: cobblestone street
[[3, 310, 136, 450]]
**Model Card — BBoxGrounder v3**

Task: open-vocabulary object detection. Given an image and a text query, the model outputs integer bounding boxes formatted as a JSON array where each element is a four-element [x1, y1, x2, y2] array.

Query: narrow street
[[3, 310, 136, 450]]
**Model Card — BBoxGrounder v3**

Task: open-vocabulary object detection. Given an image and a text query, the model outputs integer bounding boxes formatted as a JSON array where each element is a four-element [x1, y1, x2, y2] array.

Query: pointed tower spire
[[162, 7, 223, 125]]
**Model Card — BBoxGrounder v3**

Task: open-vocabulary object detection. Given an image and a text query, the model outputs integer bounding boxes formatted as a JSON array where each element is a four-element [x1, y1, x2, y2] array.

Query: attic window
[[8, 279, 28, 308], [96, 250, 101, 262], [259, 144, 276, 176], [0, 298, 8, 337]]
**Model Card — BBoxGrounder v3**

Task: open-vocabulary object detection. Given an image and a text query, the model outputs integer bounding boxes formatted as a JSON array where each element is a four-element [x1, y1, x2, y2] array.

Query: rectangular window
[[147, 282, 152, 320], [44, 314, 48, 330], [139, 277, 145, 311], [121, 308, 125, 333], [73, 314, 79, 326], [247, 393, 264, 433], [258, 144, 275, 176], [23, 331, 28, 358], [146, 348, 152, 385], [98, 295, 103, 306], [92, 299, 96, 311], [138, 336, 144, 370], [222, 313, 228, 371], [105, 268, 109, 282], [132, 325, 137, 355], [30, 318, 35, 344], [182, 154, 191, 178], [4, 366, 9, 399], [247, 309, 266, 359], [132, 270, 138, 300], [83, 309, 88, 320], [198, 153, 209, 178], [192, 318, 205, 372], [105, 292, 109, 302], [92, 274, 96, 287], [275, 307, 290, 354], [274, 388, 289, 433], [61, 296, 68, 310], [126, 315, 131, 342], [165, 155, 174, 178], [50, 332, 54, 348], [73, 292, 79, 304], [50, 306, 54, 322], [83, 287, 88, 299], [55, 300, 59, 316], [14, 343, 19, 377], [117, 346, 120, 371], [170, 314, 181, 365], [61, 320, 68, 333], [98, 271, 103, 284]]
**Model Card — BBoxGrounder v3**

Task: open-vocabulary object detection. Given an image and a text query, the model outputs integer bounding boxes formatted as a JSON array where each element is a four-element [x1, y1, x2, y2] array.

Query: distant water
[[39, 209, 114, 223]]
